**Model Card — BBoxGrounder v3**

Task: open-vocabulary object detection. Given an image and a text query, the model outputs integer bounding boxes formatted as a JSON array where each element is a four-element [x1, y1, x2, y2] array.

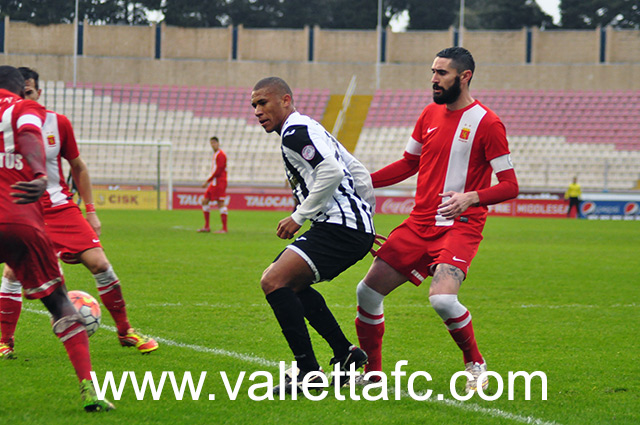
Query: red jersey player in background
[[197, 136, 228, 233], [0, 67, 158, 358], [353, 47, 519, 392], [0, 65, 114, 411]]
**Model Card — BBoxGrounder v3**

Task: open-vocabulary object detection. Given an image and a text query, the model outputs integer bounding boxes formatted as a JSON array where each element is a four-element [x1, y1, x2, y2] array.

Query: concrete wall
[[238, 26, 308, 62], [606, 27, 640, 63], [2, 20, 639, 93], [5, 20, 75, 55], [462, 29, 527, 64], [314, 28, 378, 63], [84, 23, 156, 58], [162, 25, 231, 60], [531, 28, 599, 64], [386, 28, 453, 64]]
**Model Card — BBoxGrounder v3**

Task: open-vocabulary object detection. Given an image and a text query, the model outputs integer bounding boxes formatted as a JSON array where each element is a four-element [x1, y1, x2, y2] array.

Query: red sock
[[54, 318, 92, 381], [448, 319, 483, 364], [203, 210, 210, 228], [355, 316, 385, 374], [100, 285, 130, 335], [0, 296, 21, 345], [221, 213, 228, 231]]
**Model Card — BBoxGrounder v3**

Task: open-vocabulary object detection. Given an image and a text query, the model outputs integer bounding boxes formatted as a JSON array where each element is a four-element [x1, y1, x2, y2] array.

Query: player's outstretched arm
[[11, 129, 47, 204], [69, 156, 101, 236], [370, 152, 420, 188], [11, 176, 48, 204]]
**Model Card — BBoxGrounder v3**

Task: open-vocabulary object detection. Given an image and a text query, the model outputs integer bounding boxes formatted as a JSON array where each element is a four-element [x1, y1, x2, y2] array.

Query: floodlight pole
[[459, 0, 465, 47], [375, 0, 382, 90], [73, 0, 79, 87]]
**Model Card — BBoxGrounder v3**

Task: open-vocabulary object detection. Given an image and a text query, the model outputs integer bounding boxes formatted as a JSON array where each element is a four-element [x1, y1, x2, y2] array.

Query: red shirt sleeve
[[371, 107, 425, 188], [371, 153, 419, 188], [56, 113, 80, 161], [475, 119, 519, 205], [476, 168, 518, 205]]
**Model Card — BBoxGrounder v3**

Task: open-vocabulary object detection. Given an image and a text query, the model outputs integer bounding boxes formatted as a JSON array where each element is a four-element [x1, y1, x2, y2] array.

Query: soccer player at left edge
[[0, 67, 158, 358], [0, 65, 114, 411]]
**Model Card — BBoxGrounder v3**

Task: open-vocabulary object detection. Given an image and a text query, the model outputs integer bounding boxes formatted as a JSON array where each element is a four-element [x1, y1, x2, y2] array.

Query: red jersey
[[40, 111, 80, 209], [373, 100, 517, 226], [207, 149, 227, 187], [0, 89, 46, 228]]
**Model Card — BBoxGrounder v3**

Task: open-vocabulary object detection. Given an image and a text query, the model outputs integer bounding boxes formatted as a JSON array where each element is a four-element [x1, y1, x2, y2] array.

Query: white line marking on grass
[[520, 303, 638, 309], [23, 305, 560, 425]]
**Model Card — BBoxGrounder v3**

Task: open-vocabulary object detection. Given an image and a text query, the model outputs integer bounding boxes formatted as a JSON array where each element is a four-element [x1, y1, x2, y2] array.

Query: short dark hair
[[253, 77, 294, 102], [18, 67, 40, 90], [210, 136, 219, 142], [436, 47, 475, 85], [0, 66, 26, 96]]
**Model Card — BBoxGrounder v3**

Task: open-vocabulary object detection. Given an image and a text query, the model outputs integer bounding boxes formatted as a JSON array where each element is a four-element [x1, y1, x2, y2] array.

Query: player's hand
[[10, 176, 48, 204], [369, 234, 387, 256], [202, 181, 208, 188], [437, 191, 478, 219], [276, 216, 301, 240], [85, 211, 102, 237]]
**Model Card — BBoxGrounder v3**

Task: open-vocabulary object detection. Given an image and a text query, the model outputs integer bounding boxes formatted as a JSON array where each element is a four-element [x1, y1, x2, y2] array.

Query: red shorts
[[375, 217, 484, 286], [0, 223, 63, 299], [44, 204, 102, 264], [205, 180, 227, 201]]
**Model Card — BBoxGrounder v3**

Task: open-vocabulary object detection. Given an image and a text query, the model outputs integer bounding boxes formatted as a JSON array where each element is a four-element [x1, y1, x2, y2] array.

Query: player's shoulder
[[13, 97, 45, 115], [474, 100, 501, 122], [49, 110, 71, 125]]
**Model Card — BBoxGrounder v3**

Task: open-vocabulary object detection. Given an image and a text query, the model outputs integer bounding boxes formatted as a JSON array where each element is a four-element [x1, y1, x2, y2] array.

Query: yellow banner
[[92, 189, 167, 210]]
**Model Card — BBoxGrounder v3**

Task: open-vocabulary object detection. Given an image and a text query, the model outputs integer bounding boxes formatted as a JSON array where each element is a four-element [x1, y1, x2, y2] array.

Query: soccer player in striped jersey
[[197, 136, 228, 233], [353, 47, 519, 393], [0, 65, 114, 411], [0, 67, 158, 358], [251, 77, 375, 394]]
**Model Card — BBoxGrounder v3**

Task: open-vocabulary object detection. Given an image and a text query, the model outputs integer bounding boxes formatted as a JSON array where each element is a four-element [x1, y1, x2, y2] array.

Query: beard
[[433, 76, 461, 104]]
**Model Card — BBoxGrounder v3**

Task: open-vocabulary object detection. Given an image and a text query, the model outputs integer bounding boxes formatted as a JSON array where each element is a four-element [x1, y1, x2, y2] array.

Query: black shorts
[[277, 222, 375, 283]]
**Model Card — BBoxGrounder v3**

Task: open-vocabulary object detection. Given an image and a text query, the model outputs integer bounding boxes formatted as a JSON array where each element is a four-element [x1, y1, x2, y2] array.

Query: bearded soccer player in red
[[0, 65, 113, 411], [353, 47, 519, 392], [0, 67, 158, 358], [197, 136, 228, 233]]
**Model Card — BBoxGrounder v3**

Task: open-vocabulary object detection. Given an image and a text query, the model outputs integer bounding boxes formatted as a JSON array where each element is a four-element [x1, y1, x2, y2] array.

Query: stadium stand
[[40, 82, 330, 187], [38, 82, 639, 191], [356, 89, 640, 191]]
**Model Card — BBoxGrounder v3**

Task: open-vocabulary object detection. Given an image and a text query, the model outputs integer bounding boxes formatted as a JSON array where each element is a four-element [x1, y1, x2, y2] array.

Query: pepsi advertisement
[[579, 200, 640, 220]]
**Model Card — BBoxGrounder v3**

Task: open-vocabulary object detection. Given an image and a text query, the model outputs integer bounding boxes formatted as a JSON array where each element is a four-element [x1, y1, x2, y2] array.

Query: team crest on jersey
[[459, 127, 471, 141], [301, 145, 316, 161], [47, 135, 56, 146]]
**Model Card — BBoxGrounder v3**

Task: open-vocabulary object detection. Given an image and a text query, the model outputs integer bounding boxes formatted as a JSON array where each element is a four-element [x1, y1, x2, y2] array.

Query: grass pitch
[[1, 210, 638, 425]]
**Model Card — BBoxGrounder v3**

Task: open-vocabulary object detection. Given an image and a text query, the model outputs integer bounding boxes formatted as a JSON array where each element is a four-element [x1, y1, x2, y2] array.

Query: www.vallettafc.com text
[[90, 360, 547, 402]]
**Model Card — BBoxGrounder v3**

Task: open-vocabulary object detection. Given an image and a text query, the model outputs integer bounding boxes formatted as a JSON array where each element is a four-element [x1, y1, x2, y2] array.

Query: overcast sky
[[536, 0, 561, 24], [389, 0, 561, 31]]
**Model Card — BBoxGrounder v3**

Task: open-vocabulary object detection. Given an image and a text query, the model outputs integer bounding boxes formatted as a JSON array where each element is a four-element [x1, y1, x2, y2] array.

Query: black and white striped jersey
[[280, 111, 375, 234]]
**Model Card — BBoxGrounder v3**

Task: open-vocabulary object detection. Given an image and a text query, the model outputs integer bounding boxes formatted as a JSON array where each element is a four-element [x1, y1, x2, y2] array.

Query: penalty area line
[[23, 305, 559, 425]]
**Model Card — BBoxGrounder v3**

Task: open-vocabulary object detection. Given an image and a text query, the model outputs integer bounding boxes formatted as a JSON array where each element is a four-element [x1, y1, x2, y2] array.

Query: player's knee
[[260, 267, 285, 295], [2, 266, 17, 281], [93, 265, 119, 287], [428, 294, 466, 320], [51, 312, 84, 340], [87, 260, 111, 275], [356, 280, 385, 315], [1, 275, 22, 294]]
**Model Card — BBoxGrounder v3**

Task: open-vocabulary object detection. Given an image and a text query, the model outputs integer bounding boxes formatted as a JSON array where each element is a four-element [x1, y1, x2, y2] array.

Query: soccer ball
[[68, 290, 101, 337]]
